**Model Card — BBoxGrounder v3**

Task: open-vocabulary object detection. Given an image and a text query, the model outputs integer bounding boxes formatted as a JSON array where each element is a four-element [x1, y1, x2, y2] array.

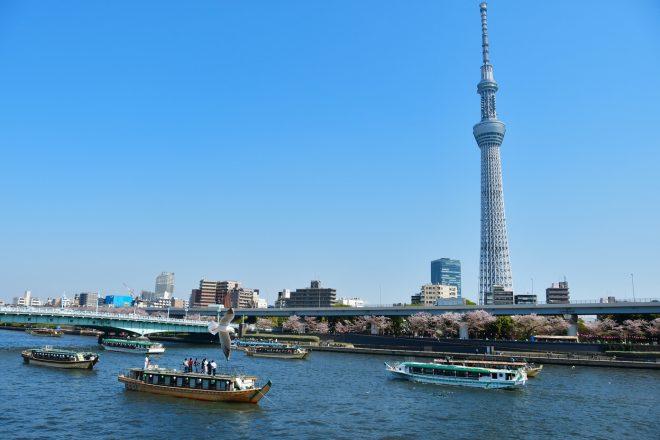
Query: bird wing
[[219, 331, 232, 361], [219, 308, 235, 326], [208, 320, 219, 335]]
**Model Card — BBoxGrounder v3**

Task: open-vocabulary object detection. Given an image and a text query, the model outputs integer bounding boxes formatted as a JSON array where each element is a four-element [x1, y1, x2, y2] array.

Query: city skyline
[[0, 1, 658, 305]]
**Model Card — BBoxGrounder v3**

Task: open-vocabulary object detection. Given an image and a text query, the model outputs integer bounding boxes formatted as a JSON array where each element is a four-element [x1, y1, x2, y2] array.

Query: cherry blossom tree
[[464, 310, 496, 338], [436, 312, 463, 338], [256, 318, 274, 330], [596, 318, 622, 338], [621, 319, 646, 340], [511, 314, 547, 340], [282, 315, 303, 333], [348, 316, 369, 333], [545, 316, 570, 335], [648, 318, 660, 338], [333, 320, 350, 334], [315, 321, 330, 334], [407, 312, 434, 337], [365, 316, 392, 335]]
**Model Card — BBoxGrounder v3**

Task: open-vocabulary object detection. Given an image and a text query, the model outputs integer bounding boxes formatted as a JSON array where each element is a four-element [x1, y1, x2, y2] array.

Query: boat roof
[[127, 367, 257, 380], [399, 361, 513, 374], [434, 359, 527, 367], [28, 347, 96, 355]]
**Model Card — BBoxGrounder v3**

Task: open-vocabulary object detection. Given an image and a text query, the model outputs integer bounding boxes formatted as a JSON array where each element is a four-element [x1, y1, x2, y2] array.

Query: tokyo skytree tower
[[473, 2, 513, 304]]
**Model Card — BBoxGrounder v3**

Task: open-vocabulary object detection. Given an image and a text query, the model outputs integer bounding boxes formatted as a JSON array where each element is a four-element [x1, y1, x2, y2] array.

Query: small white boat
[[101, 338, 165, 354], [245, 346, 309, 359], [385, 361, 527, 389]]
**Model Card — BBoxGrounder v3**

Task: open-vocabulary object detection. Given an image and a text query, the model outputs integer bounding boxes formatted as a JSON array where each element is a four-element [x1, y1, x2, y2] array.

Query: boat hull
[[118, 376, 271, 403]]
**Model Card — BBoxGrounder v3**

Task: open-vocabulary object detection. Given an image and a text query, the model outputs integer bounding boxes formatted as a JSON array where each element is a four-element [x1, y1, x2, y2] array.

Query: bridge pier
[[459, 323, 469, 340], [566, 314, 579, 337]]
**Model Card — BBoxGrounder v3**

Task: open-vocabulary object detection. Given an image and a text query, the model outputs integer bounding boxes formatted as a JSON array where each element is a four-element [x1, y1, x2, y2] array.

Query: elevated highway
[[162, 299, 660, 319]]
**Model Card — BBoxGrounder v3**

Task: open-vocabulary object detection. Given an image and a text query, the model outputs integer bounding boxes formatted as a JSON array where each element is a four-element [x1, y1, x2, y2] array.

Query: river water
[[1, 330, 658, 440]]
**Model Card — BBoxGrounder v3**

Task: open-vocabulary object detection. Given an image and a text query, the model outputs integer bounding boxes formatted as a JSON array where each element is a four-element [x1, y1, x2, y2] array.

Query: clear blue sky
[[1, 0, 658, 305]]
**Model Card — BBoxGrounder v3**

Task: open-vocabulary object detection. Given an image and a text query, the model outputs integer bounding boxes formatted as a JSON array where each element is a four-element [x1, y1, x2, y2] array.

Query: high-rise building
[[76, 292, 99, 308], [473, 2, 514, 304], [285, 280, 336, 308], [155, 272, 175, 297], [431, 258, 461, 298], [412, 284, 458, 306], [546, 281, 570, 304]]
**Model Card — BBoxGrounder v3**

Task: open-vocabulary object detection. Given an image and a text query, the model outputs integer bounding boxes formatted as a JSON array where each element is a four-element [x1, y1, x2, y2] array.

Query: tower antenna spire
[[473, 1, 513, 305], [480, 2, 490, 65]]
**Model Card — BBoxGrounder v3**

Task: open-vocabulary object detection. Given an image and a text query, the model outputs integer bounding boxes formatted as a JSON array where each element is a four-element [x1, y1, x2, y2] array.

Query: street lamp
[[631, 273, 636, 301]]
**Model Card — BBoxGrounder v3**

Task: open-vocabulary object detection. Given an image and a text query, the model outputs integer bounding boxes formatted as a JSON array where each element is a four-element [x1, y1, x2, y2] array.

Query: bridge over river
[[0, 306, 219, 336], [2, 299, 658, 337]]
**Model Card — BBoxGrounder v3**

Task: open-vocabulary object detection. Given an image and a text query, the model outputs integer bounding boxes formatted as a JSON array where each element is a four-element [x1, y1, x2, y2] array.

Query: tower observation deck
[[473, 2, 513, 305]]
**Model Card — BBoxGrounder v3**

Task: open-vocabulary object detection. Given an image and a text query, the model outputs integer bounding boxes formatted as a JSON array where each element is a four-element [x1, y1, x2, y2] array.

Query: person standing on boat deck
[[210, 360, 217, 376], [194, 358, 199, 372], [183, 357, 188, 372], [203, 358, 209, 375], [201, 358, 207, 374], [144, 355, 150, 370], [188, 358, 193, 373]]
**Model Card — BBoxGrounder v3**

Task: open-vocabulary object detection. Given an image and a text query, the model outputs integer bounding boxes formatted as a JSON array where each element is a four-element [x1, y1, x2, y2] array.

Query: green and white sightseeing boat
[[385, 361, 527, 389], [101, 338, 165, 354]]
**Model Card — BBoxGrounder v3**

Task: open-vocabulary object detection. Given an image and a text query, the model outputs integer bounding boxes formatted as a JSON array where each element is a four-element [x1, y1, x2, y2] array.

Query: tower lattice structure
[[473, 2, 513, 305]]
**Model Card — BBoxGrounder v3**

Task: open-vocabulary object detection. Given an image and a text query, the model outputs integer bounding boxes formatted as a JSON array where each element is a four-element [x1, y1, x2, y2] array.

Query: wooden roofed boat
[[27, 328, 63, 337], [118, 367, 272, 404], [22, 346, 99, 369], [245, 345, 310, 359]]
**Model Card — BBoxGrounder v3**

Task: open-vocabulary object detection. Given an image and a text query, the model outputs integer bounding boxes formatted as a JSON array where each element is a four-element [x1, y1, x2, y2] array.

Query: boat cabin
[[126, 369, 255, 391]]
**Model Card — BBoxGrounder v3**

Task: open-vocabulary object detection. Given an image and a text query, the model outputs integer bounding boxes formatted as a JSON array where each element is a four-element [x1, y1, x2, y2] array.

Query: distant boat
[[246, 345, 310, 360], [118, 367, 272, 404], [27, 328, 63, 337], [22, 346, 99, 369], [385, 361, 527, 389], [101, 338, 165, 354]]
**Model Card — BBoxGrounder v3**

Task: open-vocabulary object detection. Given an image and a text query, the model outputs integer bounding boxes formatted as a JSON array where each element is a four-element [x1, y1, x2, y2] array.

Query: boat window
[[152, 376, 159, 385], [164, 377, 171, 386], [176, 378, 183, 387], [189, 379, 197, 388], [202, 380, 209, 390], [491, 373, 497, 379]]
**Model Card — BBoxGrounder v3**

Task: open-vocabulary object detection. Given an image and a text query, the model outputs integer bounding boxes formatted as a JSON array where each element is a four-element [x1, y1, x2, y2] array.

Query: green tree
[[490, 316, 515, 339]]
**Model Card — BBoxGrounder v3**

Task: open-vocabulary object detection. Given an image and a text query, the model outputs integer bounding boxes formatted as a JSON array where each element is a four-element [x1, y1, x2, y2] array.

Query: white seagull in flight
[[207, 308, 235, 361]]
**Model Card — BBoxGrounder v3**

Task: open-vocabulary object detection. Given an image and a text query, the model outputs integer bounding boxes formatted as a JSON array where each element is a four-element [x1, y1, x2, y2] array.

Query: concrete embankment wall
[[309, 346, 660, 370]]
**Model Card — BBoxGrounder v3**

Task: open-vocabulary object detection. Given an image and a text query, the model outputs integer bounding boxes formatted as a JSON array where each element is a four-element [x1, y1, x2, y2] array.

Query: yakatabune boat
[[101, 338, 165, 354], [433, 358, 543, 378], [245, 345, 309, 359], [118, 367, 272, 404], [385, 361, 527, 389], [22, 347, 99, 369], [27, 328, 63, 337]]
